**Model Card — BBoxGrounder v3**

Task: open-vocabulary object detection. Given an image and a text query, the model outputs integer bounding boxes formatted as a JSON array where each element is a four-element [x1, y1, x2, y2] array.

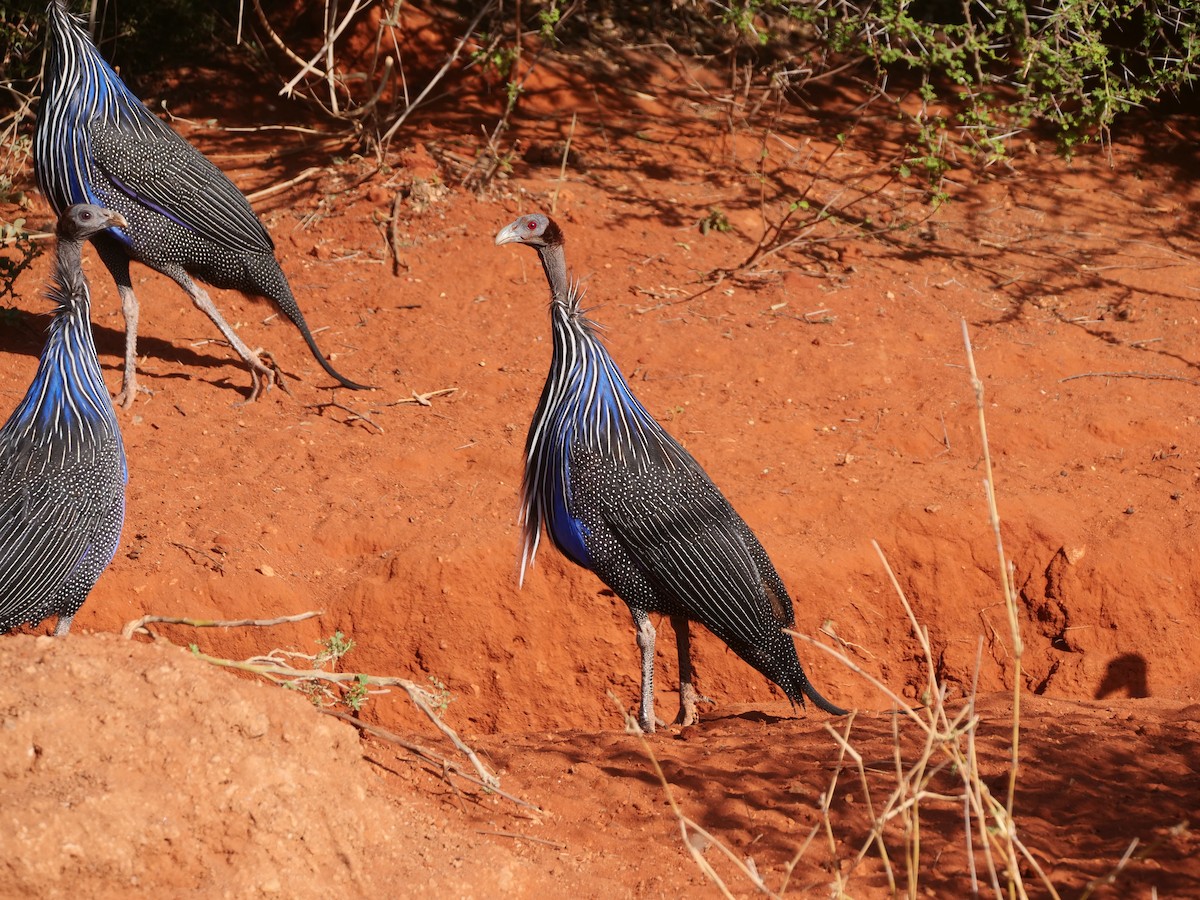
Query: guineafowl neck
[[536, 244, 572, 306], [3, 239, 117, 443], [53, 238, 87, 301]]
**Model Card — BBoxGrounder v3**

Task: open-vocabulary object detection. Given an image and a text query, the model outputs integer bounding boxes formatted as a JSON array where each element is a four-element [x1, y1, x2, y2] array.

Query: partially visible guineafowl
[[496, 212, 846, 732], [0, 203, 128, 635], [33, 0, 372, 405]]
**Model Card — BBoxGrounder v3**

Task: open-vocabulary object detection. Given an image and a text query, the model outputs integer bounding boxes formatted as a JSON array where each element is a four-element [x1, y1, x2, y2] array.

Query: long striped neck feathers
[[46, 1, 113, 84], [3, 233, 118, 446], [41, 0, 148, 129], [38, 1, 147, 210]]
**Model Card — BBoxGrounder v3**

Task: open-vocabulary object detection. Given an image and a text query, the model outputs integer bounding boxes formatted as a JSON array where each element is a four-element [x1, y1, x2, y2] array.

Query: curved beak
[[105, 210, 129, 230], [494, 222, 521, 246]]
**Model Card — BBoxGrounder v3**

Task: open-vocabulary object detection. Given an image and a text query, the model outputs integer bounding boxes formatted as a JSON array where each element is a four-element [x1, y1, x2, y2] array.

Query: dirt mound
[[0, 634, 554, 897]]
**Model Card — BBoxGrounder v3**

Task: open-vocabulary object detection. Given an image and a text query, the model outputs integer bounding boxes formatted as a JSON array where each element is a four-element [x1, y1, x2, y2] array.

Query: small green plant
[[536, 1, 562, 44], [344, 673, 370, 712], [0, 216, 42, 301], [229, 630, 372, 713], [699, 209, 732, 235], [316, 630, 355, 668], [426, 675, 453, 714], [471, 37, 520, 80]]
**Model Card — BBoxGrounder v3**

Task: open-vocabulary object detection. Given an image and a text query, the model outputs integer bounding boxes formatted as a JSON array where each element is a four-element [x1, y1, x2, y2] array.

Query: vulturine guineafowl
[[0, 204, 128, 636], [33, 0, 371, 405], [495, 212, 846, 733]]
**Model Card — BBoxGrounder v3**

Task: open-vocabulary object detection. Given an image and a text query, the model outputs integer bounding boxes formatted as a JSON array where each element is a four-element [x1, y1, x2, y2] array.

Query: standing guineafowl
[[0, 204, 128, 636], [33, 0, 371, 405], [496, 212, 846, 732]]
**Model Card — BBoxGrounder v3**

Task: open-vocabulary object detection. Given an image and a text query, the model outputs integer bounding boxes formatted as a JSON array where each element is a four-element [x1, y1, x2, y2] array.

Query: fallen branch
[[387, 387, 458, 407], [306, 400, 385, 433], [187, 648, 500, 789], [122, 609, 322, 640], [321, 709, 536, 810], [122, 611, 503, 795], [1060, 370, 1199, 386]]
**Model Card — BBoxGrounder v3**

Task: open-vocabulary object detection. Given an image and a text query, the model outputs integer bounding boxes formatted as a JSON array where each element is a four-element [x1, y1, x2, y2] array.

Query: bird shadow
[[1095, 652, 1150, 700], [0, 307, 265, 406], [698, 707, 793, 728]]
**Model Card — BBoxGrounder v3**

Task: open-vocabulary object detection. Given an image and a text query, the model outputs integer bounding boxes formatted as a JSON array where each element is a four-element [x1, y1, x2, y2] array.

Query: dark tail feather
[[801, 678, 847, 716], [269, 281, 374, 390], [293, 319, 374, 391], [737, 633, 848, 717]]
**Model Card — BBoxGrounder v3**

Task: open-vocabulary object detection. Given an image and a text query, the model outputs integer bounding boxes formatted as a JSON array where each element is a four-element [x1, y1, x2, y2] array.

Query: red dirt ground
[[2, 16, 1200, 898]]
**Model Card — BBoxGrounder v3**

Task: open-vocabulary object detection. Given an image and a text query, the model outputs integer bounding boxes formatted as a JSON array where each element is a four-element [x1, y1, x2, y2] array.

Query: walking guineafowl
[[496, 212, 846, 732], [33, 0, 371, 405], [0, 204, 128, 636]]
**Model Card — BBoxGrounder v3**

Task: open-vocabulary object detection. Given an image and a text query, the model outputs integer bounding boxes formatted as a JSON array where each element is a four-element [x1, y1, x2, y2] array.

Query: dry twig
[[389, 190, 404, 276], [476, 830, 565, 849], [387, 387, 459, 407], [244, 166, 325, 204], [609, 693, 772, 899], [320, 710, 530, 805], [306, 400, 385, 433], [1060, 370, 1199, 386], [122, 609, 322, 640]]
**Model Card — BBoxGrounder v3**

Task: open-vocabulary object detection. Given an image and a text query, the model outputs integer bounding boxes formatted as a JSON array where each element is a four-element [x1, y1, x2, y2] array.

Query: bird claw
[[236, 349, 290, 405], [673, 683, 715, 728], [114, 381, 153, 410]]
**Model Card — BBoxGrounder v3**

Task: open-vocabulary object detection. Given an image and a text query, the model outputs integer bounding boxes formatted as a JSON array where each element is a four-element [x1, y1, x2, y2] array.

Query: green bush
[[2, 0, 1196, 189], [764, 0, 1200, 156]]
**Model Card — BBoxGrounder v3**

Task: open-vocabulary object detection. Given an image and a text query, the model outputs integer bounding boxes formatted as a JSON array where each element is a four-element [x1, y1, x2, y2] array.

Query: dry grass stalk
[[609, 693, 773, 899], [550, 112, 577, 215], [623, 317, 1084, 897]]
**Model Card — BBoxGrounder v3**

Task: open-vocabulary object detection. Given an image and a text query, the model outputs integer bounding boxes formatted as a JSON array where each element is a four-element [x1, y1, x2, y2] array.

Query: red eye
[[526, 221, 536, 230]]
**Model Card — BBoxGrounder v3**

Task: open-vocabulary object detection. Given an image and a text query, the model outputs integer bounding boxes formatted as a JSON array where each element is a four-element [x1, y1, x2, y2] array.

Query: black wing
[[89, 116, 274, 256], [574, 435, 791, 644]]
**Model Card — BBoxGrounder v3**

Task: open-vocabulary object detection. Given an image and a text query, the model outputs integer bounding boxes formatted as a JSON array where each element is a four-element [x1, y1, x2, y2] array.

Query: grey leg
[[671, 615, 714, 726], [53, 615, 74, 636], [97, 247, 150, 408], [164, 267, 282, 401], [114, 282, 145, 408], [633, 610, 657, 734]]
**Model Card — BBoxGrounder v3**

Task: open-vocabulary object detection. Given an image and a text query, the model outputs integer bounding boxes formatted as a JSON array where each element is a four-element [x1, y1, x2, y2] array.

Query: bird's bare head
[[495, 213, 564, 249], [58, 204, 127, 241]]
